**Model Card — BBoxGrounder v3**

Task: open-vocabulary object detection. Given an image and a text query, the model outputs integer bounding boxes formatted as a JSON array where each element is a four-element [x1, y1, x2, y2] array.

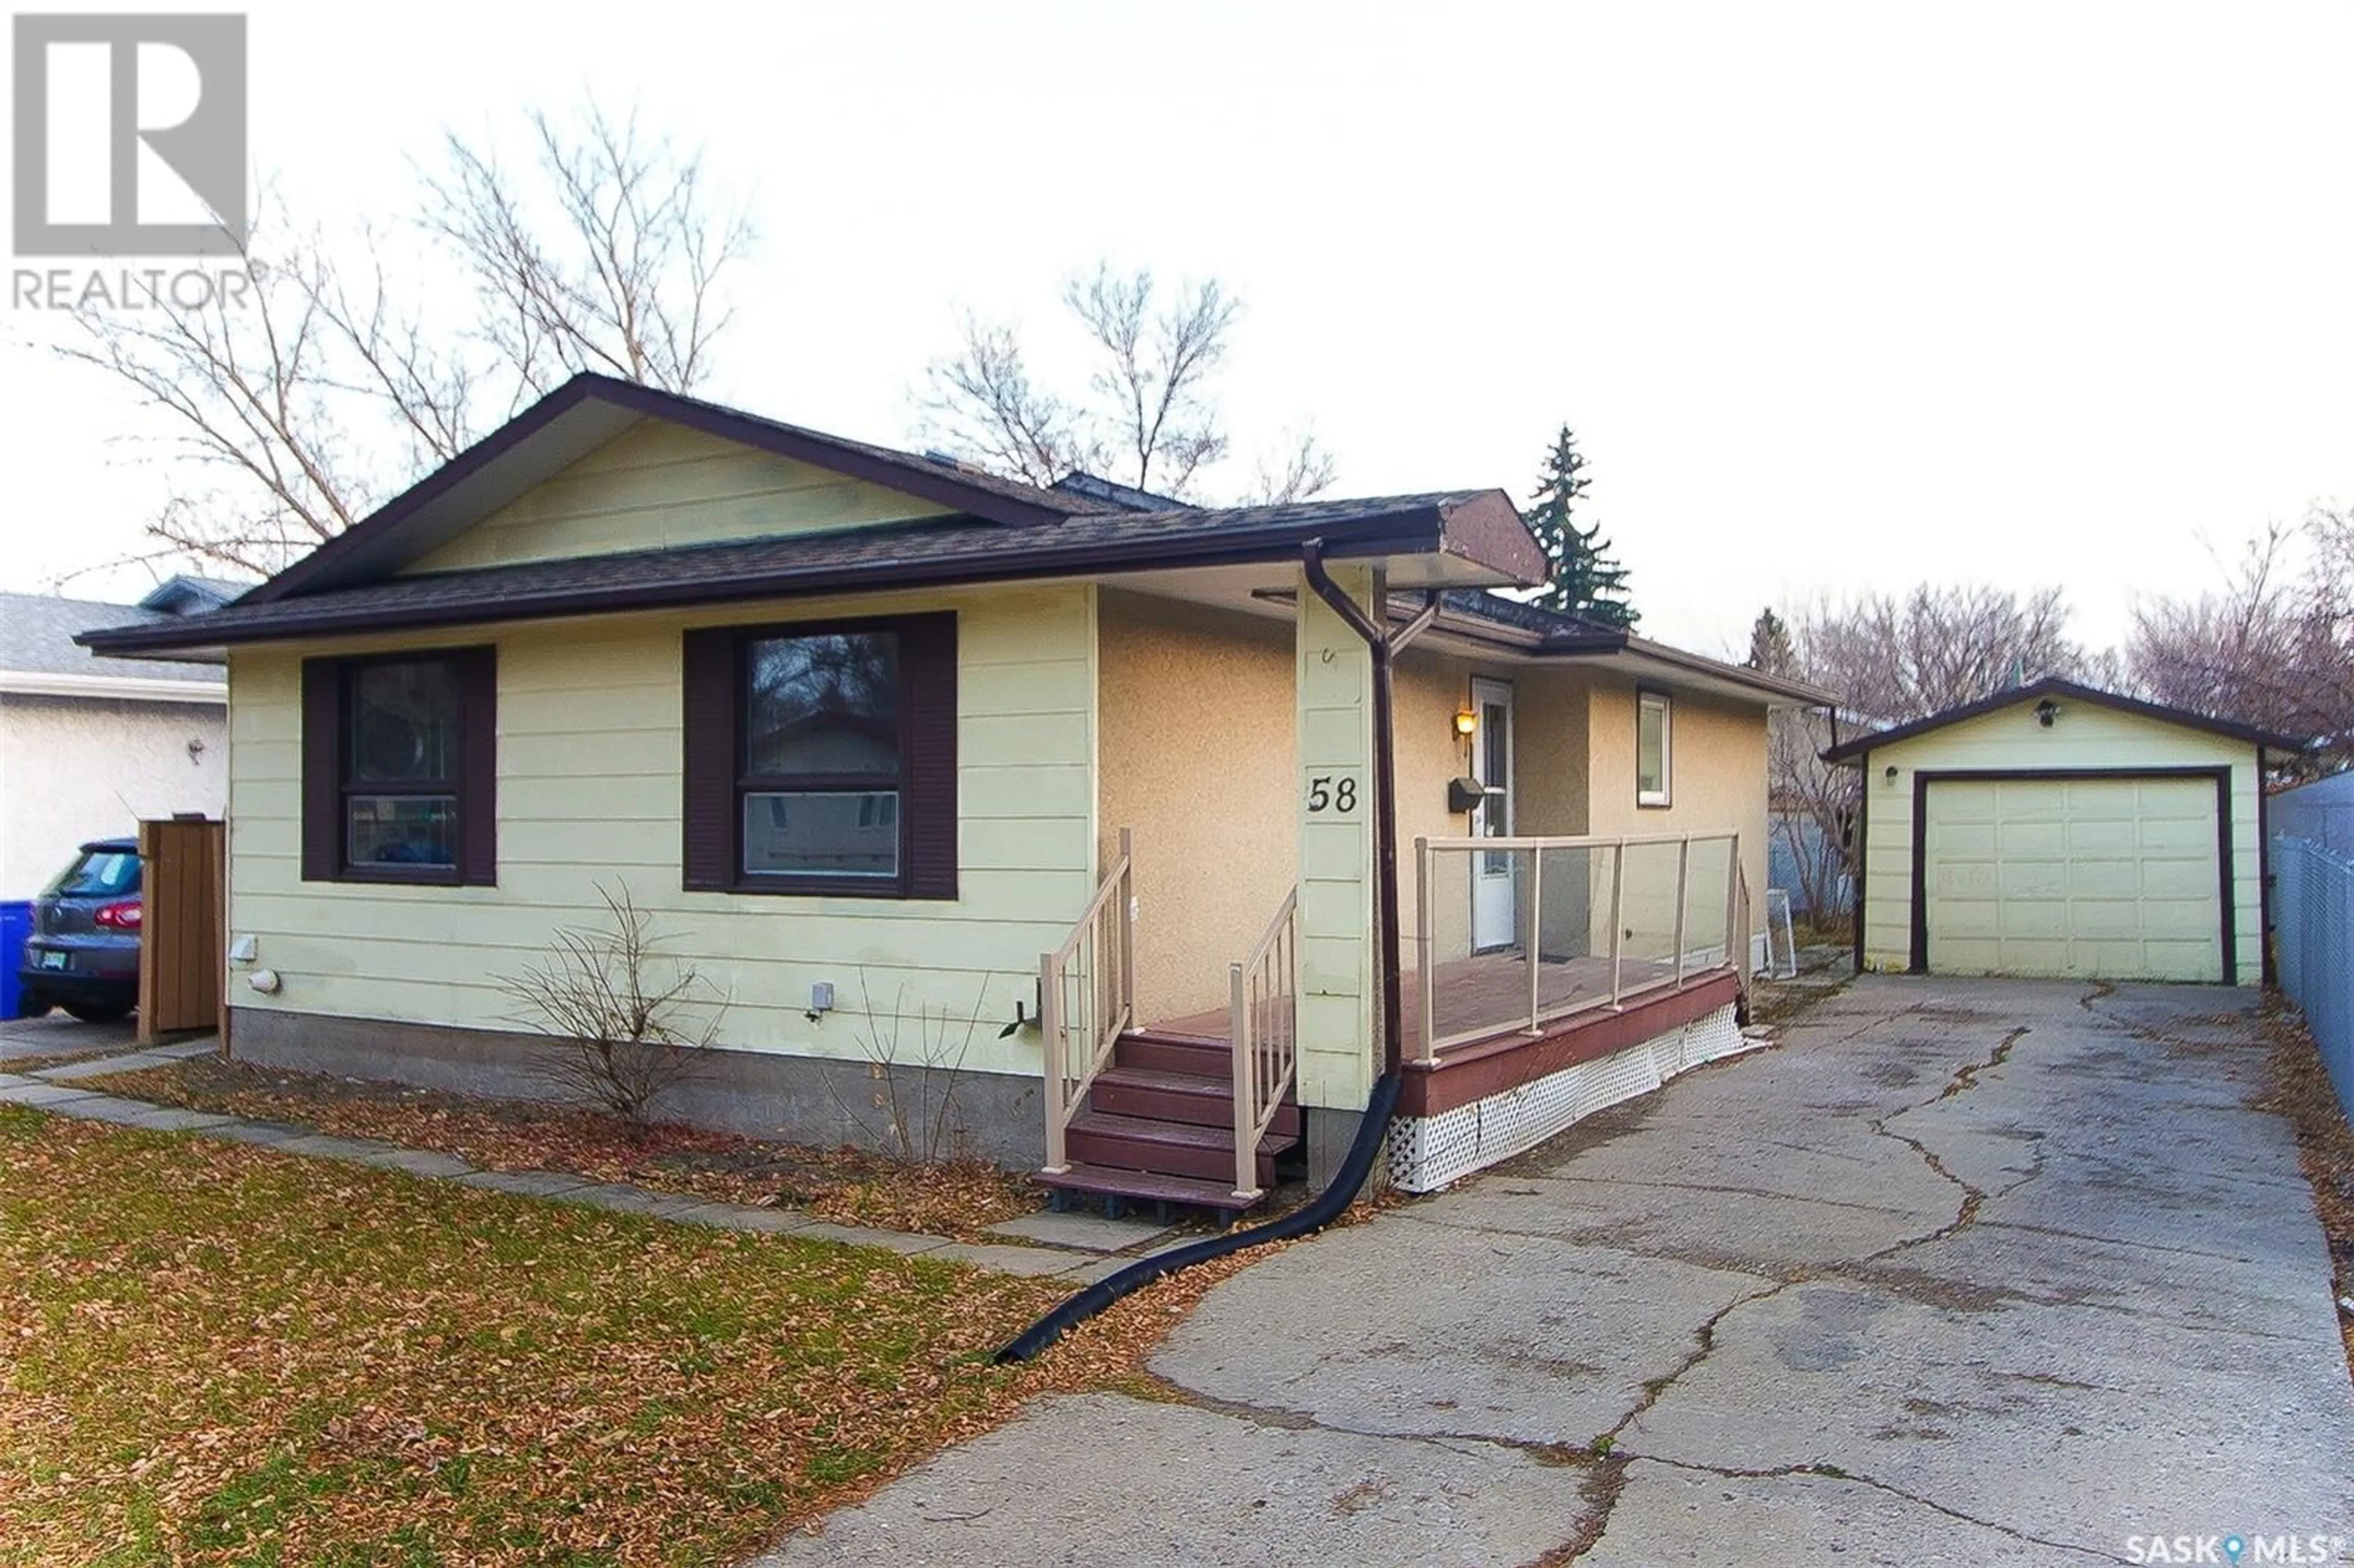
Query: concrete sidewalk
[[0, 1045, 1173, 1282], [762, 978, 2354, 1567]]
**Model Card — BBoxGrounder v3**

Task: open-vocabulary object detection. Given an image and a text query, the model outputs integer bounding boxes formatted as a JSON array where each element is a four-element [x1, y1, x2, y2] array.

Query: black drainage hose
[[991, 1070, 1403, 1364]]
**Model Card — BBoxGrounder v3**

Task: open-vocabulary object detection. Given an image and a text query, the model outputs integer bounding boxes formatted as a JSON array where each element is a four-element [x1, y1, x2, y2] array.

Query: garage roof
[[1821, 677, 2312, 763]]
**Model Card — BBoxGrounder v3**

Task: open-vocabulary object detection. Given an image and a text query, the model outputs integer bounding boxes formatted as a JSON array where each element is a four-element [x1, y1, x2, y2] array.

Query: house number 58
[[1306, 776, 1358, 813]]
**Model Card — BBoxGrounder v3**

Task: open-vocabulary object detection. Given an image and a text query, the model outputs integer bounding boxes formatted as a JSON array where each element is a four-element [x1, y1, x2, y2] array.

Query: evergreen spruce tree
[[1745, 606, 1798, 676], [1524, 425, 1637, 626]]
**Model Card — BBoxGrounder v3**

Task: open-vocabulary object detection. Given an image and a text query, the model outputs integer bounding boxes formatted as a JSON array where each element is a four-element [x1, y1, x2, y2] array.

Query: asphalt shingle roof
[[83, 492, 1514, 654], [1, 593, 225, 682]]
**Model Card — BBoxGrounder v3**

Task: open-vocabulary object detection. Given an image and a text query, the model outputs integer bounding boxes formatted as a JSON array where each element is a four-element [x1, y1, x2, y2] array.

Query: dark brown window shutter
[[300, 658, 340, 881], [900, 612, 959, 900], [681, 628, 738, 890], [455, 645, 498, 885]]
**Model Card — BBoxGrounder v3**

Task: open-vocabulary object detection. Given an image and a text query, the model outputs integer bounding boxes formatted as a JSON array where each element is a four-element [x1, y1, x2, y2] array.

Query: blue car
[[17, 838, 142, 1023]]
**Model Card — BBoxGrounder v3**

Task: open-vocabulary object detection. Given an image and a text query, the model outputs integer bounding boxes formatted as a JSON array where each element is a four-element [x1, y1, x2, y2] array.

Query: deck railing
[[1413, 831, 1744, 1062], [1227, 888, 1300, 1201], [1040, 828, 1136, 1174]]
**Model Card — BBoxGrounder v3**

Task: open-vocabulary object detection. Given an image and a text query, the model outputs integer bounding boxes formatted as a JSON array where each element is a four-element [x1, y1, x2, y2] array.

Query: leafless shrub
[[497, 883, 720, 1124], [824, 975, 989, 1165]]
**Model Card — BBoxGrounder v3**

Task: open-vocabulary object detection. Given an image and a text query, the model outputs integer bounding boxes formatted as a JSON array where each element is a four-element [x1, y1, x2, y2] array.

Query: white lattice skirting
[[1384, 1002, 1756, 1193]]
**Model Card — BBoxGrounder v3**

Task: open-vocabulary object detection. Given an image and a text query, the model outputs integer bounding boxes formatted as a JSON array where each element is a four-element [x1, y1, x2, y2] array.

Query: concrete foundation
[[227, 1006, 1048, 1166]]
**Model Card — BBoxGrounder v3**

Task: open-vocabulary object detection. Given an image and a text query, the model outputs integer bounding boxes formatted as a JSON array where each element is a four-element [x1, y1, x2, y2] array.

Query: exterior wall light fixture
[[2036, 698, 2060, 728]]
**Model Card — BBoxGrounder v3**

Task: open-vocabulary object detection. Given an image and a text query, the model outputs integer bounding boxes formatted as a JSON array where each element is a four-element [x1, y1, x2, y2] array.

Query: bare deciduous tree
[[1794, 583, 2085, 723], [497, 883, 720, 1125], [58, 102, 750, 579], [425, 104, 750, 396], [2128, 509, 2354, 771], [920, 261, 1336, 504]]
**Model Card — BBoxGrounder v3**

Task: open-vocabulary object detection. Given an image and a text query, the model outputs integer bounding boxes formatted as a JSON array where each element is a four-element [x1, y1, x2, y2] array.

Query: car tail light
[[93, 900, 142, 931]]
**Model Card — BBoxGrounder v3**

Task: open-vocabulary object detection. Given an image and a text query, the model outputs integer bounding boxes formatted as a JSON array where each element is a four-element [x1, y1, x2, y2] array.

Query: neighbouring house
[[1826, 678, 2309, 985], [85, 375, 1826, 1205], [1, 577, 238, 899]]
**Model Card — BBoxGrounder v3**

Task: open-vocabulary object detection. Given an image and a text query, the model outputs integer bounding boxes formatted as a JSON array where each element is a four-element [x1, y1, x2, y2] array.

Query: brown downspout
[[1301, 540, 1440, 1074], [990, 547, 1442, 1363]]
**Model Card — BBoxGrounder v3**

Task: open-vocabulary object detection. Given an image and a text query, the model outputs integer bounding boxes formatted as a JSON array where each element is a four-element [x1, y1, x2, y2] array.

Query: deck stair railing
[[1227, 888, 1300, 1201], [1414, 831, 1743, 1062], [1039, 828, 1136, 1174]]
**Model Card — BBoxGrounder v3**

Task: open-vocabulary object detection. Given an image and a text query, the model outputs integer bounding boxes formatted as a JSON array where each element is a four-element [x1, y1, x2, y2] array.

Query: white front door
[[1470, 677, 1517, 952]]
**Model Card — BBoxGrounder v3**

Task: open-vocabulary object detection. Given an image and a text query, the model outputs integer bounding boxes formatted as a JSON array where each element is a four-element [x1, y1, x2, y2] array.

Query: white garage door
[[1923, 776, 2223, 983]]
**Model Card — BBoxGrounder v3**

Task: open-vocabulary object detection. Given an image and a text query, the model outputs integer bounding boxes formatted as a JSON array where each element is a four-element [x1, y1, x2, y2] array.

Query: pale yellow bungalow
[[88, 376, 1826, 1208]]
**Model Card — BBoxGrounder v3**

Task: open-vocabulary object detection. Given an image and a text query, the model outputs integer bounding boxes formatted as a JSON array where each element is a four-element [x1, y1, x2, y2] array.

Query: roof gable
[[1823, 677, 2310, 761], [401, 417, 962, 574], [241, 375, 1105, 607]]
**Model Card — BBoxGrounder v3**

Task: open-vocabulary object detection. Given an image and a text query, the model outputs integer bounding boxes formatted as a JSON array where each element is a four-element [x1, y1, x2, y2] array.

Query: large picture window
[[302, 647, 497, 884], [682, 614, 957, 899]]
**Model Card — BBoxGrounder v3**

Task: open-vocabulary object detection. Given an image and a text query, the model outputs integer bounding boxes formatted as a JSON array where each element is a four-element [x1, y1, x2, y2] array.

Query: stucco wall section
[[1584, 679, 1770, 953], [1095, 590, 1297, 1021], [1, 695, 227, 898], [403, 418, 957, 574], [1854, 699, 2264, 981], [1390, 650, 1594, 971], [222, 584, 1097, 1078]]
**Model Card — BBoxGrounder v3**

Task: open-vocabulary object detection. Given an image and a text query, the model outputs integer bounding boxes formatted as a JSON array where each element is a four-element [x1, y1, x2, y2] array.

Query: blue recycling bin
[[0, 900, 30, 1019]]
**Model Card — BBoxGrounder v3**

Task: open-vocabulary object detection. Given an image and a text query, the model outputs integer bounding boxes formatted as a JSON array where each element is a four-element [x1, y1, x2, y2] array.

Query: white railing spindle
[[1039, 828, 1136, 1176]]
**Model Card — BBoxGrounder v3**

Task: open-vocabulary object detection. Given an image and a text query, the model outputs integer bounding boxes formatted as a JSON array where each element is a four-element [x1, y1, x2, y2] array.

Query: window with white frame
[[1637, 690, 1672, 807]]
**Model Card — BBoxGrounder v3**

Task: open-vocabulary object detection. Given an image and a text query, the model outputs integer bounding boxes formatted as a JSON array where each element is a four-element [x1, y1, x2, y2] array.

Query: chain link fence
[[2273, 832, 2354, 1122]]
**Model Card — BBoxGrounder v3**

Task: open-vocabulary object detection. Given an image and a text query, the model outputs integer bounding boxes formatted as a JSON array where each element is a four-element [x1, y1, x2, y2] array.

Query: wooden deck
[[1147, 950, 1685, 1057]]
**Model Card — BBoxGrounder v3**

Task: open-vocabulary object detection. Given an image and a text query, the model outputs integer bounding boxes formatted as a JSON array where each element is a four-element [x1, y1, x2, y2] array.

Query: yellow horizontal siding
[[224, 585, 1099, 1074], [1857, 699, 2263, 981], [403, 419, 958, 573]]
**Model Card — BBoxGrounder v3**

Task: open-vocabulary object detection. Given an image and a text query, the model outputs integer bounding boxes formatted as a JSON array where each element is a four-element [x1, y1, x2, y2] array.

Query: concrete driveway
[[762, 978, 2354, 1567]]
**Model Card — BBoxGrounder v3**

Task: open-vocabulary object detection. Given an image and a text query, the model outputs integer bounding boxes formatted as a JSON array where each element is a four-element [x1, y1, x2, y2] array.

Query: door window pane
[[348, 794, 458, 867], [744, 791, 901, 878], [746, 633, 901, 778], [351, 661, 460, 783]]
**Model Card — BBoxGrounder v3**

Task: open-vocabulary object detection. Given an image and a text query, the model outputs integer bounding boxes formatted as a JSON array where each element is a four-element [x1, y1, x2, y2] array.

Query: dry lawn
[[0, 1105, 1254, 1566]]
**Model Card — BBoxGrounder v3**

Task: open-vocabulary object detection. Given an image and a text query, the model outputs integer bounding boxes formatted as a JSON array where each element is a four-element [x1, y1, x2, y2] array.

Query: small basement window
[[682, 613, 958, 899], [301, 647, 498, 884], [1637, 689, 1672, 808]]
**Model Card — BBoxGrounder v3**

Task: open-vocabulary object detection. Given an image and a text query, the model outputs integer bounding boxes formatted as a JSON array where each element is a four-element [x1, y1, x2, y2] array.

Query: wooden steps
[[1043, 1029, 1300, 1215]]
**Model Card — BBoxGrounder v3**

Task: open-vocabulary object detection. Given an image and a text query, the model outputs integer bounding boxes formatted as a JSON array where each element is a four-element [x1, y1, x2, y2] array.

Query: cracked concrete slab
[[775, 976, 2353, 1564], [1595, 1458, 2121, 1567], [752, 1391, 1601, 1568], [1152, 1219, 1769, 1447]]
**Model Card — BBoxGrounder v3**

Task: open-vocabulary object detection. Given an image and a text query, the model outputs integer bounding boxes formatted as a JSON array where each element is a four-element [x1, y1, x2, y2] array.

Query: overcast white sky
[[4, 0, 2350, 657]]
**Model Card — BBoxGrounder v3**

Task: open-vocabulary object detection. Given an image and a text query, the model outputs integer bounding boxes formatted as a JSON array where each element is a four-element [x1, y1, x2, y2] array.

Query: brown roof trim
[[1606, 634, 1836, 706], [1821, 676, 2312, 761], [79, 503, 1478, 655], [240, 375, 1093, 609]]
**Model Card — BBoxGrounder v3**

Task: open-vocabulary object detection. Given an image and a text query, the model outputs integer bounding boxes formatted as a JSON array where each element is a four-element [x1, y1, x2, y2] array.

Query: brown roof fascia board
[[1820, 676, 2312, 762], [240, 375, 1087, 609], [80, 507, 1461, 656]]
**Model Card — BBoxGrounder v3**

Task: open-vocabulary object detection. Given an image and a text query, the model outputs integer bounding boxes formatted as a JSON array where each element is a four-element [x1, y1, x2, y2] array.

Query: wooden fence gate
[[138, 816, 226, 1045]]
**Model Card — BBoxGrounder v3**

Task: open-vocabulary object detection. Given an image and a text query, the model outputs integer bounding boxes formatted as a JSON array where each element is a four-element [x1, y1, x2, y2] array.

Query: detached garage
[[1827, 679, 2307, 985]]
